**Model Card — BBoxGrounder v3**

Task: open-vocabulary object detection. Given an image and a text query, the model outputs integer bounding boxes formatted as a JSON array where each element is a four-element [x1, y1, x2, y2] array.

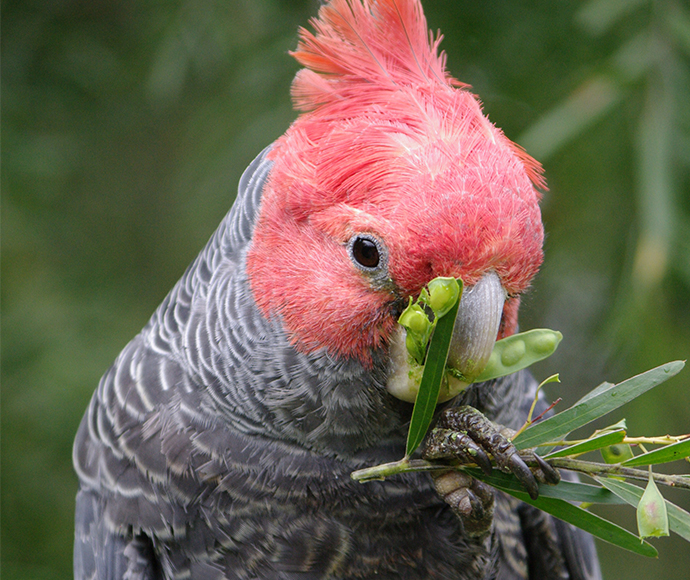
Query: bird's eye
[[350, 235, 381, 269]]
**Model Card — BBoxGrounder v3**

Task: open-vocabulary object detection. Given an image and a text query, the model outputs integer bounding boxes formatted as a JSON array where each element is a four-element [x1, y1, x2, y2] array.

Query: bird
[[73, 1, 602, 579]]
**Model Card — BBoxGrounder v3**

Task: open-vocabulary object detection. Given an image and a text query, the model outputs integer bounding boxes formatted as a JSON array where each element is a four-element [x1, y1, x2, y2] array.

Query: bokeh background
[[3, 0, 690, 578]]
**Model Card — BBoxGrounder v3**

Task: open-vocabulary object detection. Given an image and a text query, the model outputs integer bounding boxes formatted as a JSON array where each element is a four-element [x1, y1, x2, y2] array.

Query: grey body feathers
[[73, 148, 600, 580]]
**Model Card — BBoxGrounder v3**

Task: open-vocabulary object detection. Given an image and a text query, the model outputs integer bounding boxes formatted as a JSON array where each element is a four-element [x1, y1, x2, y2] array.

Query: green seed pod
[[426, 277, 461, 318], [399, 302, 432, 364], [637, 471, 669, 539], [398, 303, 431, 336], [405, 332, 427, 366], [601, 443, 635, 464], [501, 339, 526, 367], [531, 331, 561, 355], [474, 328, 563, 383]]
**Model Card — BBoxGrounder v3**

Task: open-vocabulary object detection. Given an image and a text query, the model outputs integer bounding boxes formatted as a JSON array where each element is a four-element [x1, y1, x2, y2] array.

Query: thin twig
[[351, 458, 447, 482], [545, 458, 690, 489], [352, 456, 690, 490]]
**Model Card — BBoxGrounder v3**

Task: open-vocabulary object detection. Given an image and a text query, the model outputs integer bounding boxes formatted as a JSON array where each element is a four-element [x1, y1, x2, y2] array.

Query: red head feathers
[[246, 0, 545, 364]]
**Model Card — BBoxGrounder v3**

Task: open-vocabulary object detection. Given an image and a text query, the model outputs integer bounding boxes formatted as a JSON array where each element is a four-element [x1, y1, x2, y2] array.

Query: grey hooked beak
[[385, 271, 507, 403], [447, 271, 506, 382]]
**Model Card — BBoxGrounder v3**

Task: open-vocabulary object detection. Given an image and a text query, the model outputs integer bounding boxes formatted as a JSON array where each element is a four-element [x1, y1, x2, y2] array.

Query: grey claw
[[534, 454, 561, 485], [431, 471, 496, 539], [472, 446, 493, 475], [506, 452, 539, 500], [466, 489, 485, 520]]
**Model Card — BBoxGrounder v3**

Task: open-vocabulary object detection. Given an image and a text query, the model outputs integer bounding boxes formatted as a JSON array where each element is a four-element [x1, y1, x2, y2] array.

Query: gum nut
[[427, 277, 460, 317], [601, 444, 634, 464], [399, 304, 430, 335], [637, 476, 669, 538]]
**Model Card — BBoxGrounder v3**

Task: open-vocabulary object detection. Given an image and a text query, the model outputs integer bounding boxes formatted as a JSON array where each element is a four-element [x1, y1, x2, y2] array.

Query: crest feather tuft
[[291, 0, 464, 111]]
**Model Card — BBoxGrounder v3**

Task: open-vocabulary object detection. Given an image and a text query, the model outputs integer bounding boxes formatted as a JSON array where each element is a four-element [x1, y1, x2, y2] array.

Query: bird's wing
[[72, 148, 275, 580], [74, 489, 162, 580]]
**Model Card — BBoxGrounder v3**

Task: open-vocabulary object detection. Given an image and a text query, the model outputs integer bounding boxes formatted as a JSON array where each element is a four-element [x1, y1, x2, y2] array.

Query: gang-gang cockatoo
[[73, 1, 601, 579]]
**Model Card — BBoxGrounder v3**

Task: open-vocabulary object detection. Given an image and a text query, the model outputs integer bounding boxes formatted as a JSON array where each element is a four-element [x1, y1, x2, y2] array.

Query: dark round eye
[[351, 236, 380, 269]]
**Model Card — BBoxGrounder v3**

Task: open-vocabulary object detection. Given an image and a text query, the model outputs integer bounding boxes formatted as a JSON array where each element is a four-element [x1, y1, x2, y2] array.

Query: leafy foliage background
[[2, 0, 689, 578]]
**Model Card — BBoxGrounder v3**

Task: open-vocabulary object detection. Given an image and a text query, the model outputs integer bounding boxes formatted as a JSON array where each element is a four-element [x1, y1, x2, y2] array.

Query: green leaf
[[600, 418, 628, 431], [513, 361, 685, 450], [598, 477, 690, 542], [543, 429, 626, 459], [622, 438, 690, 467], [575, 381, 616, 405], [496, 484, 658, 557], [405, 292, 460, 456], [466, 468, 625, 505]]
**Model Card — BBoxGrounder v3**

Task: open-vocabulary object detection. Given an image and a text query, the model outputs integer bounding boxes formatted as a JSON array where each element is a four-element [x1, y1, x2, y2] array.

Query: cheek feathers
[[246, 217, 396, 364]]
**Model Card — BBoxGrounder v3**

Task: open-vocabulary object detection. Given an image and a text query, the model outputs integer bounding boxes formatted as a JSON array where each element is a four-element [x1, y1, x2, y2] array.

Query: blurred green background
[[2, 0, 689, 578]]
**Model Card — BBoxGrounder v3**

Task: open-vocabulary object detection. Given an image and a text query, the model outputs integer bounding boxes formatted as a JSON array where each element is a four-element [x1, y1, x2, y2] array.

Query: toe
[[504, 451, 539, 500], [534, 454, 561, 485]]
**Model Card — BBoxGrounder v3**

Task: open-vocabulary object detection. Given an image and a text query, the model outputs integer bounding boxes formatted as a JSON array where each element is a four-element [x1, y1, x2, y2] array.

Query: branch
[[353, 456, 690, 491], [352, 458, 445, 482], [547, 457, 690, 490]]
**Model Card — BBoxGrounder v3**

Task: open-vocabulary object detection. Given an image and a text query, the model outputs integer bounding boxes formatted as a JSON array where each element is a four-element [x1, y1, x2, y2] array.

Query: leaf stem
[[351, 458, 446, 482], [513, 374, 561, 439], [538, 435, 688, 447], [548, 458, 690, 490], [623, 435, 690, 445], [353, 456, 690, 490]]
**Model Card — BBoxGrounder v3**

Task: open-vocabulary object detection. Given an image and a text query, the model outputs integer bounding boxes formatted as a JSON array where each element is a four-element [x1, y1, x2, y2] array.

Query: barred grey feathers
[[73, 149, 600, 580]]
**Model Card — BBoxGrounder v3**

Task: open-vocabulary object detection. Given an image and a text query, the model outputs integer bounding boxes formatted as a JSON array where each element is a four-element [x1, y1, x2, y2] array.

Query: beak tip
[[447, 271, 506, 381]]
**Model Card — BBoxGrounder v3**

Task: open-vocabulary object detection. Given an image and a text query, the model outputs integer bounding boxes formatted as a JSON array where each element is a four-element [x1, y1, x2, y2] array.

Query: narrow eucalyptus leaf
[[513, 361, 685, 450], [467, 468, 625, 504], [405, 295, 460, 456], [496, 485, 658, 557], [622, 438, 690, 467], [599, 418, 628, 432], [544, 429, 626, 459]]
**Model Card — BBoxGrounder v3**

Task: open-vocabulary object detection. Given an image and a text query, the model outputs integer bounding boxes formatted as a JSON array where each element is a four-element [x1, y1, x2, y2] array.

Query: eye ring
[[348, 234, 385, 271]]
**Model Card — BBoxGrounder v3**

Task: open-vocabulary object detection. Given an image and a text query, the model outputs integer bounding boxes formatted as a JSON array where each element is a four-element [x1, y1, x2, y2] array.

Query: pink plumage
[[247, 0, 545, 364], [290, 0, 460, 110]]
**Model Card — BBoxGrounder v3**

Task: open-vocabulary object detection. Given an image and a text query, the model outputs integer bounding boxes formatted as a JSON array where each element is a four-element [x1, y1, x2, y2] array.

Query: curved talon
[[466, 489, 485, 521], [474, 449, 493, 476], [504, 452, 539, 500], [517, 452, 561, 486], [457, 434, 493, 475], [534, 454, 561, 485]]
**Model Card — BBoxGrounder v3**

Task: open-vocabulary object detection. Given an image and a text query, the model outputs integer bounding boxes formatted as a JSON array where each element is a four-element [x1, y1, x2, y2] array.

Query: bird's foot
[[431, 469, 496, 538], [422, 405, 560, 501]]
